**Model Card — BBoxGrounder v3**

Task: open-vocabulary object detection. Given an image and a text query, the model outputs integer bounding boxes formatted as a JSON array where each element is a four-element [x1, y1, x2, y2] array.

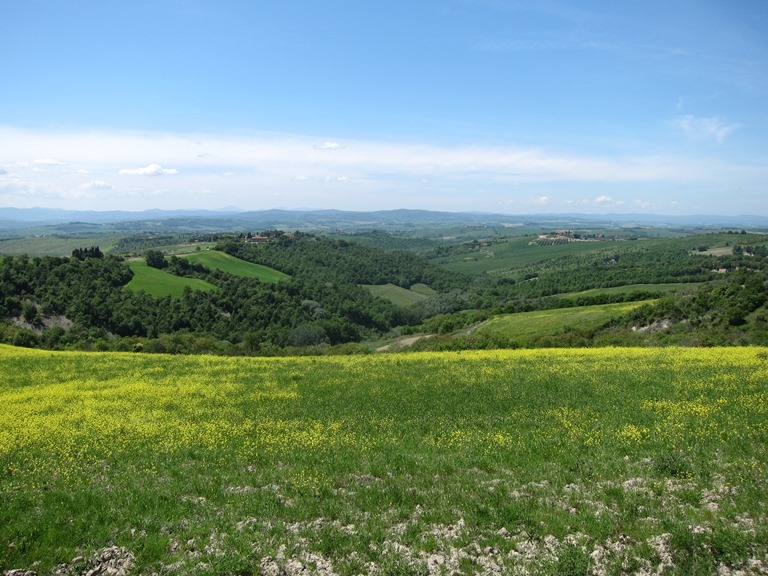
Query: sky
[[1, 0, 767, 215]]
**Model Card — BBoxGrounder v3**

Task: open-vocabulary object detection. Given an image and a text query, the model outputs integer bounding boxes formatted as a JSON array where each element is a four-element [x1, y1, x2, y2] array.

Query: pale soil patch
[[376, 334, 433, 351], [11, 314, 73, 334]]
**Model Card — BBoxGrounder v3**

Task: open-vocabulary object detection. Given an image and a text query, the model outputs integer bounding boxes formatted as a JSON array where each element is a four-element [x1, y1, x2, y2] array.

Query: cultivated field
[[1, 345, 767, 575]]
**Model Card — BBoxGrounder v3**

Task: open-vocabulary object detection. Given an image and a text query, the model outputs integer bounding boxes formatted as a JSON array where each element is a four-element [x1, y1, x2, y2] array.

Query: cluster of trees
[[218, 232, 466, 292], [1, 230, 767, 354], [0, 235, 450, 353], [71, 246, 104, 260]]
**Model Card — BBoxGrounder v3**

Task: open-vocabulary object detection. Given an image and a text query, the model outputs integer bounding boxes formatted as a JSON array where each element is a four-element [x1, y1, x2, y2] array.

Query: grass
[[565, 282, 701, 298], [182, 250, 289, 282], [472, 300, 650, 345], [125, 261, 217, 298], [363, 283, 435, 306], [1, 345, 766, 575]]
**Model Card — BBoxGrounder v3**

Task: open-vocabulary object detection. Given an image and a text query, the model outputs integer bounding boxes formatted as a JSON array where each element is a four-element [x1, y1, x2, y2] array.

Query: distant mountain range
[[2, 206, 768, 231]]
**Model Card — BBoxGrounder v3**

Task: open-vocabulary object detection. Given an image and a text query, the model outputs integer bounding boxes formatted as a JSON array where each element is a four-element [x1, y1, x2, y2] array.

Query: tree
[[145, 250, 167, 269]]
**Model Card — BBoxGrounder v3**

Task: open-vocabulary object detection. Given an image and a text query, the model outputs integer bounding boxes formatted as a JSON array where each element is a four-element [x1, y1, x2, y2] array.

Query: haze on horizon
[[1, 1, 767, 216]]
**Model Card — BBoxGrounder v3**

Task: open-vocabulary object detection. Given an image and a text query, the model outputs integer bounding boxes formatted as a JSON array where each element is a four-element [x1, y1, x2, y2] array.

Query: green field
[[126, 260, 217, 297], [182, 250, 289, 282], [363, 283, 436, 306], [473, 301, 650, 345], [2, 345, 766, 575], [435, 237, 626, 275], [566, 282, 701, 298]]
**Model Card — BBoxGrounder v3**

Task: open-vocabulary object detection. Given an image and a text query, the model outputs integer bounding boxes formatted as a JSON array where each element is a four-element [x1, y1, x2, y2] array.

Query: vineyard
[[2, 345, 767, 575]]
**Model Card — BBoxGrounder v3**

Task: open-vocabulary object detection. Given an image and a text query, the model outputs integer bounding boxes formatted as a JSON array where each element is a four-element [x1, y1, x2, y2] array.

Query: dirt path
[[376, 334, 433, 352]]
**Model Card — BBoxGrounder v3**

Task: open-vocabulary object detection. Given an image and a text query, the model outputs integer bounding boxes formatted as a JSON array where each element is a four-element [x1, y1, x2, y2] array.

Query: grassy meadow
[[126, 261, 218, 298], [471, 301, 650, 346], [1, 345, 767, 575], [182, 251, 289, 282], [363, 283, 437, 306], [565, 283, 701, 299]]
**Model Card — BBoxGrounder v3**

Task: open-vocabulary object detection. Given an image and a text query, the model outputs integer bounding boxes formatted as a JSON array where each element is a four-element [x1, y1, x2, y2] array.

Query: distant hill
[[0, 207, 243, 225], [2, 207, 768, 232]]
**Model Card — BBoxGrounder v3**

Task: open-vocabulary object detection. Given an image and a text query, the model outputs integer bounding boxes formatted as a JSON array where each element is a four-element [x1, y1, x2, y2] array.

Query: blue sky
[[1, 0, 767, 215]]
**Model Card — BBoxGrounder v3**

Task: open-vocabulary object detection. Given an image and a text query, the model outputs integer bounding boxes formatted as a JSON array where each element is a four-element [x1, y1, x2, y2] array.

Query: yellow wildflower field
[[1, 344, 767, 575]]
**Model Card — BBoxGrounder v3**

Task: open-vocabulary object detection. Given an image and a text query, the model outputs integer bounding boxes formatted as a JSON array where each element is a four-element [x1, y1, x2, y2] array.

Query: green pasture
[[1, 345, 766, 575], [126, 260, 217, 298], [473, 301, 650, 345], [183, 250, 289, 282], [363, 283, 436, 306], [566, 282, 701, 298]]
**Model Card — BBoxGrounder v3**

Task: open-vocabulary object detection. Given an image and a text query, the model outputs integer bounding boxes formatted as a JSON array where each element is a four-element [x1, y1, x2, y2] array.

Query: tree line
[[1, 232, 766, 353]]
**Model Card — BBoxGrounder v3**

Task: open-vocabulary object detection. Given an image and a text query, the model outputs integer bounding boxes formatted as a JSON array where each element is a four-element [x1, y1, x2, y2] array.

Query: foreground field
[[1, 346, 767, 575]]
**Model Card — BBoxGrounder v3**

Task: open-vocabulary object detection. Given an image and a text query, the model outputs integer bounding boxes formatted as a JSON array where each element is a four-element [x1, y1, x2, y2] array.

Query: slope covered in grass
[[183, 250, 288, 282], [2, 345, 766, 575], [362, 283, 434, 306], [471, 301, 650, 346], [126, 260, 217, 298]]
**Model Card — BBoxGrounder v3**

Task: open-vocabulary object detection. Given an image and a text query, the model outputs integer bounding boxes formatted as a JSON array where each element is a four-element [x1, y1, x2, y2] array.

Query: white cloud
[[675, 115, 738, 143], [594, 195, 624, 207], [0, 125, 764, 213], [80, 180, 113, 191], [315, 141, 343, 150], [634, 199, 652, 209], [119, 163, 178, 176]]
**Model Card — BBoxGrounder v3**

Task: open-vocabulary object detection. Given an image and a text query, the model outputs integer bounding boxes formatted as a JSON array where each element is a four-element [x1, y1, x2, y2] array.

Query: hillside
[[182, 250, 289, 282], [2, 345, 766, 575], [1, 226, 767, 354], [126, 260, 218, 298]]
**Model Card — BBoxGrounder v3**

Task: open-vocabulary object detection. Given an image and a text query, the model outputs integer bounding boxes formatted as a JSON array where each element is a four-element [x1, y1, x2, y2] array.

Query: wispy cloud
[[315, 141, 344, 150], [119, 163, 178, 176], [80, 180, 113, 191], [32, 158, 63, 166], [595, 195, 624, 207], [674, 115, 738, 143], [0, 125, 763, 212]]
